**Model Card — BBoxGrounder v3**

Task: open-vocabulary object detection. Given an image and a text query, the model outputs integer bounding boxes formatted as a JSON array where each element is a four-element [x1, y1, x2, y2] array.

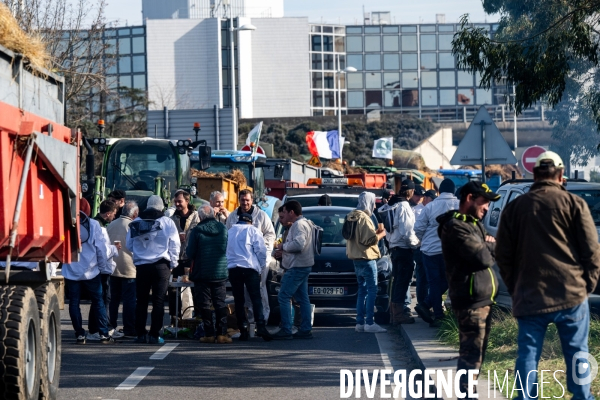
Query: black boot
[[239, 323, 249, 341], [256, 322, 273, 342]]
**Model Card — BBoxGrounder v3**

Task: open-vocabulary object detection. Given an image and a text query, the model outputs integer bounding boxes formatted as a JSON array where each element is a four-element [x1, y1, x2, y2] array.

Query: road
[[57, 305, 420, 400]]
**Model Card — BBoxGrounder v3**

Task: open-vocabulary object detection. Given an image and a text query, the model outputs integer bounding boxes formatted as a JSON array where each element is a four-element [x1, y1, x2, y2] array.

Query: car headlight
[[377, 257, 391, 272]]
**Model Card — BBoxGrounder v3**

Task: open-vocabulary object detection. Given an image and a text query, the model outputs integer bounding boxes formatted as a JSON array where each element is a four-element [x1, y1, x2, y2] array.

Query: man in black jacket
[[437, 181, 500, 397]]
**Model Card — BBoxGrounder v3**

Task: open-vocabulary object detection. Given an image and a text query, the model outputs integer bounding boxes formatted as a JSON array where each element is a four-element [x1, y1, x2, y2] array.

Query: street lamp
[[227, 3, 256, 151], [336, 65, 357, 161]]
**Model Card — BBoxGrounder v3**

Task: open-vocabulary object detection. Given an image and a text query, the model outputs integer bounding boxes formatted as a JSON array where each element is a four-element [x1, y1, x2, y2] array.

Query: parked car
[[267, 206, 392, 324], [482, 180, 600, 314]]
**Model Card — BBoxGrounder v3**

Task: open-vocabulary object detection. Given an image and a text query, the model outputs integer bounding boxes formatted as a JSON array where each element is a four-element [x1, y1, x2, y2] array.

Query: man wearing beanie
[[127, 195, 180, 344], [414, 178, 459, 327]]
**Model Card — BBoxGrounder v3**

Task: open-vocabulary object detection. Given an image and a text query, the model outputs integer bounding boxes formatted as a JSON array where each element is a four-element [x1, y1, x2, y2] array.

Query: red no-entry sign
[[521, 146, 546, 174]]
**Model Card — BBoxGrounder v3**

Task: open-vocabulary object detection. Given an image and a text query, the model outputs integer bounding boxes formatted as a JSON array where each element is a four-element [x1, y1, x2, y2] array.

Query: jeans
[[109, 276, 137, 335], [88, 273, 111, 334], [193, 279, 228, 337], [229, 267, 265, 329], [414, 248, 429, 305], [278, 267, 312, 334], [135, 261, 171, 338], [515, 300, 593, 400], [422, 253, 448, 319], [390, 247, 415, 304], [66, 275, 109, 338], [354, 260, 378, 325]]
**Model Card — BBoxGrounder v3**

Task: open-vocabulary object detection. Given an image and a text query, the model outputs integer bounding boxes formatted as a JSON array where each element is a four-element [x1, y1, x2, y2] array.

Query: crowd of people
[[62, 150, 599, 399]]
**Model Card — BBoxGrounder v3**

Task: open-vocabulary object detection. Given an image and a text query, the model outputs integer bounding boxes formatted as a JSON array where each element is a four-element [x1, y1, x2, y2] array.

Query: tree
[[452, 0, 600, 164]]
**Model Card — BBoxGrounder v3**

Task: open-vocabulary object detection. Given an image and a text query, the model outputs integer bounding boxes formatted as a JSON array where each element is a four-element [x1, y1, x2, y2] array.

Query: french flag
[[306, 130, 341, 159]]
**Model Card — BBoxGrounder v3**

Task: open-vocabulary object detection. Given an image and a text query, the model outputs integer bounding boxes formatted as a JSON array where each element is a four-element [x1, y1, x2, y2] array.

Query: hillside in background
[[238, 114, 436, 166]]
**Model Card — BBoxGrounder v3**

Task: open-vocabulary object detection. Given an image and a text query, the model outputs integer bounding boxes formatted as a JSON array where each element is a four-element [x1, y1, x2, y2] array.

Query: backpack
[[307, 220, 324, 255], [342, 215, 357, 240]]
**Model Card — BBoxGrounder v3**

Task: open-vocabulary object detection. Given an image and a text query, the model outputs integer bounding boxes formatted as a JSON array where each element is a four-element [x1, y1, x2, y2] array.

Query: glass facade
[[309, 24, 347, 116]]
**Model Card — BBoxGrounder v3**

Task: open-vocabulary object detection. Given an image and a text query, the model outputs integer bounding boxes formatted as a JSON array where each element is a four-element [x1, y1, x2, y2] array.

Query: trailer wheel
[[35, 284, 61, 400], [0, 286, 41, 400]]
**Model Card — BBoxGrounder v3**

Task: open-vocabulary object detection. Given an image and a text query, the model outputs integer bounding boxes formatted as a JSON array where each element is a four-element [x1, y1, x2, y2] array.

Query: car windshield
[[570, 190, 600, 225], [277, 209, 351, 247], [290, 196, 359, 208]]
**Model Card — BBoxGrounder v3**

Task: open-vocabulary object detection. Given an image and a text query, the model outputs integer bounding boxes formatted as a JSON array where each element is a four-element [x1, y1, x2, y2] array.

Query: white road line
[[149, 343, 179, 360], [115, 367, 154, 391]]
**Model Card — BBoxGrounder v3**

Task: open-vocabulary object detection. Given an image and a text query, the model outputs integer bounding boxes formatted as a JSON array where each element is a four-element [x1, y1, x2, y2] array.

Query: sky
[[104, 0, 495, 27]]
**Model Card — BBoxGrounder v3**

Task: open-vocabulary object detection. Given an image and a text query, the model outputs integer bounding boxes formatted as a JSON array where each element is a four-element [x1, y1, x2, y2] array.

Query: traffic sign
[[450, 106, 518, 167], [308, 155, 322, 167], [521, 146, 546, 174]]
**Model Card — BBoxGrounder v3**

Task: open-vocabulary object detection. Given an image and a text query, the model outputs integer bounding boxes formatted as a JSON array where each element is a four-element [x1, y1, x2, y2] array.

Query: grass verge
[[437, 307, 600, 398]]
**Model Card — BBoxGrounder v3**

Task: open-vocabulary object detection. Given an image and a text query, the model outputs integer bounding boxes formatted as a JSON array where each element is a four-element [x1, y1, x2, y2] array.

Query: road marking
[[115, 367, 154, 390], [149, 343, 179, 360]]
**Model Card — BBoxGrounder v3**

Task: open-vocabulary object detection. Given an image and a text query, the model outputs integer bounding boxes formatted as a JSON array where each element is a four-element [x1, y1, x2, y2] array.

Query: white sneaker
[[355, 324, 365, 332], [86, 332, 101, 341], [291, 326, 299, 334], [364, 323, 387, 333], [109, 329, 124, 338]]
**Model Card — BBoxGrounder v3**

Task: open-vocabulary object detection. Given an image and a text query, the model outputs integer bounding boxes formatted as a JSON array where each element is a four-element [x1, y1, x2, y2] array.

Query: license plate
[[310, 286, 346, 295], [322, 177, 348, 185]]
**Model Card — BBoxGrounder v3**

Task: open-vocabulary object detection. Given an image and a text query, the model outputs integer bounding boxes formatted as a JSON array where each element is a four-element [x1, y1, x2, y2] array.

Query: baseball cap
[[424, 190, 438, 200], [400, 179, 415, 191], [535, 151, 564, 169], [414, 185, 426, 196], [108, 189, 126, 200], [238, 213, 253, 224], [381, 190, 392, 200], [459, 181, 501, 201]]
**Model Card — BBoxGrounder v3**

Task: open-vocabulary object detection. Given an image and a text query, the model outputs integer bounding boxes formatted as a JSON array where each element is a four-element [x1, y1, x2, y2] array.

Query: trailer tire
[[35, 284, 61, 400], [0, 285, 42, 400]]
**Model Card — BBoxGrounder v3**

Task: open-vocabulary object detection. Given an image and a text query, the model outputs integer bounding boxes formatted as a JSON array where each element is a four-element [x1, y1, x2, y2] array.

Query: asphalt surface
[[57, 304, 420, 400]]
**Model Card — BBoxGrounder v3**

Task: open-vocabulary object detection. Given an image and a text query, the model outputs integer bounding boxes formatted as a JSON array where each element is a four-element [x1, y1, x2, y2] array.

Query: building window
[[458, 71, 474, 86], [401, 53, 417, 70], [132, 55, 145, 73], [401, 26, 417, 33], [421, 53, 436, 69], [457, 88, 474, 105], [119, 56, 131, 73], [440, 89, 455, 105], [422, 89, 437, 105], [323, 35, 334, 51], [365, 36, 381, 52], [222, 69, 229, 86], [347, 73, 363, 89], [118, 28, 130, 36], [383, 72, 400, 89], [366, 90, 382, 107], [402, 89, 419, 106], [476, 88, 492, 105], [311, 35, 322, 51], [311, 25, 321, 33], [439, 71, 456, 87], [348, 91, 364, 107], [335, 26, 345, 34], [439, 53, 455, 69], [335, 36, 345, 52], [222, 50, 229, 67], [438, 34, 453, 51], [383, 26, 399, 34], [324, 91, 335, 107], [346, 26, 362, 34], [365, 26, 381, 34], [383, 36, 399, 52], [439, 25, 454, 32], [311, 54, 322, 70], [324, 72, 334, 89], [365, 54, 381, 70], [347, 54, 362, 70], [119, 38, 131, 54], [421, 71, 437, 87], [312, 72, 323, 89], [119, 74, 131, 88], [365, 72, 381, 88], [312, 91, 323, 107], [338, 55, 346, 70], [420, 35, 436, 51], [383, 54, 399, 70], [323, 54, 334, 70], [133, 74, 146, 90], [402, 72, 418, 88], [401, 36, 417, 51], [346, 36, 362, 52], [132, 37, 145, 53], [223, 90, 230, 107], [384, 90, 401, 107]]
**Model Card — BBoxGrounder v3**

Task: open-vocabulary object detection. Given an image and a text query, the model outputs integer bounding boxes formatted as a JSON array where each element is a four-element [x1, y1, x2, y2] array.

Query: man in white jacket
[[226, 213, 273, 341], [127, 195, 180, 344], [63, 198, 113, 344], [226, 189, 275, 323], [389, 180, 420, 325], [414, 179, 459, 327]]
